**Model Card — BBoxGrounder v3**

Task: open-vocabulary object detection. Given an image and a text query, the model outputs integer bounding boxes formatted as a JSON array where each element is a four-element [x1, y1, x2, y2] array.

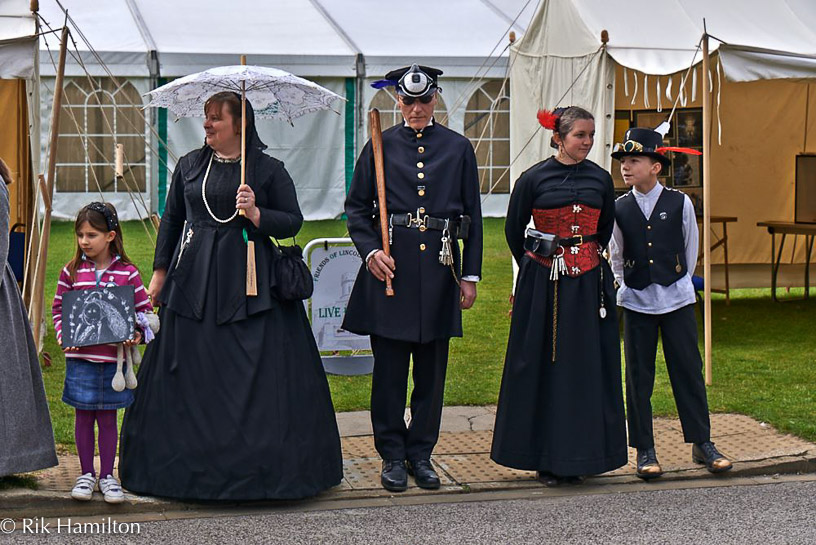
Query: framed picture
[[634, 111, 673, 180], [612, 115, 631, 189], [61, 286, 135, 348], [681, 187, 704, 217], [677, 110, 703, 147], [672, 153, 702, 187], [634, 111, 671, 134]]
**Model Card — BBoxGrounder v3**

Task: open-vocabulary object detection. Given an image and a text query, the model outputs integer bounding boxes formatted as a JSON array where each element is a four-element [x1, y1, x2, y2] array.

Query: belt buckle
[[409, 209, 428, 232], [574, 234, 583, 246]]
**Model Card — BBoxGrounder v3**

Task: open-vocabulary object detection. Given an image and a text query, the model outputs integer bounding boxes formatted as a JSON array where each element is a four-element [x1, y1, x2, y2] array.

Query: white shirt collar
[[633, 181, 663, 200], [403, 117, 434, 129]]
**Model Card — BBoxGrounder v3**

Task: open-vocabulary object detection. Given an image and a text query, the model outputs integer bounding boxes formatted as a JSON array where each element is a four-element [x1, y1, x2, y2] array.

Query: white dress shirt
[[608, 183, 698, 315]]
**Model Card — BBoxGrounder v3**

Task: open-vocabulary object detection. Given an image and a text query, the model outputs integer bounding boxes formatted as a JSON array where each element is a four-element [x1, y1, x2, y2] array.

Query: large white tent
[[510, 0, 816, 266], [35, 0, 538, 220]]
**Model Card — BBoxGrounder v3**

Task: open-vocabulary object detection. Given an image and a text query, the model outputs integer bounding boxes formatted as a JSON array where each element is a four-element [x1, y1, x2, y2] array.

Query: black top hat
[[611, 127, 671, 169], [371, 64, 443, 97]]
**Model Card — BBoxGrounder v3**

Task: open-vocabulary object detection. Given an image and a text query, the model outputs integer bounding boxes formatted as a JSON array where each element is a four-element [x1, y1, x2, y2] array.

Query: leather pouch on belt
[[523, 228, 560, 257]]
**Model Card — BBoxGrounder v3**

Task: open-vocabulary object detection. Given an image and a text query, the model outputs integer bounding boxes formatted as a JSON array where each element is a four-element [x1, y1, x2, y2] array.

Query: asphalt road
[[3, 478, 815, 544]]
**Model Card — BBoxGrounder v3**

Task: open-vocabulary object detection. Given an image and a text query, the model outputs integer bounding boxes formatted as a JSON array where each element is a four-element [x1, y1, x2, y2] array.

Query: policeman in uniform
[[608, 127, 732, 480], [343, 64, 483, 492]]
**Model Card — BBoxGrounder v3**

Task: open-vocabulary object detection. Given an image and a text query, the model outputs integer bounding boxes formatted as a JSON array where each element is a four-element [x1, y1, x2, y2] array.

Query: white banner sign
[[307, 239, 371, 352]]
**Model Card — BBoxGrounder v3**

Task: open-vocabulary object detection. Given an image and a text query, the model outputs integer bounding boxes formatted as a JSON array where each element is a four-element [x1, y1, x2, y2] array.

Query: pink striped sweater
[[52, 255, 153, 363]]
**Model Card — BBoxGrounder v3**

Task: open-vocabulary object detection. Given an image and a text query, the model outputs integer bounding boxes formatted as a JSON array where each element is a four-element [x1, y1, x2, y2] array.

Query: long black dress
[[490, 157, 627, 477], [119, 146, 343, 500]]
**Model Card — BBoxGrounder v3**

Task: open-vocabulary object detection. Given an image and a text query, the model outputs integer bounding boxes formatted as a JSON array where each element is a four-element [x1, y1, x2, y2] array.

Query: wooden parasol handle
[[369, 109, 394, 297]]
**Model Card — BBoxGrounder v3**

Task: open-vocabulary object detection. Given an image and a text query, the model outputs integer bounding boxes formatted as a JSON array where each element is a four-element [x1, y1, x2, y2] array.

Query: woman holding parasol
[[119, 91, 342, 500]]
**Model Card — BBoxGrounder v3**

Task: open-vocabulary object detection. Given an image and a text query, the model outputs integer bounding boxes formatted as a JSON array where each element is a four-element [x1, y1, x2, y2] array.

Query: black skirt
[[490, 257, 628, 476], [119, 287, 343, 500]]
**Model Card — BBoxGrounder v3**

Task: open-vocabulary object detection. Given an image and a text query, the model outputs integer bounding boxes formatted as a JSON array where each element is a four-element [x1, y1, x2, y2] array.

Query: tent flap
[[720, 45, 816, 83], [0, 38, 35, 78]]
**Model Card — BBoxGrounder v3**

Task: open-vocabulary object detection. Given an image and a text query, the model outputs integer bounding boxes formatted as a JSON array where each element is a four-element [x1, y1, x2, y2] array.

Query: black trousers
[[369, 335, 449, 461], [623, 304, 711, 449]]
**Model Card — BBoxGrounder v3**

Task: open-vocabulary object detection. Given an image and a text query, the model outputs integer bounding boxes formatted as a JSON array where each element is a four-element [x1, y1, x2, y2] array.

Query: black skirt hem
[[490, 449, 628, 476]]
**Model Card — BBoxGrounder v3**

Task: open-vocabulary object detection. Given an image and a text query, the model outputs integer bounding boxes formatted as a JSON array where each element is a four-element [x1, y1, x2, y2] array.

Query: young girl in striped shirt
[[52, 202, 152, 503]]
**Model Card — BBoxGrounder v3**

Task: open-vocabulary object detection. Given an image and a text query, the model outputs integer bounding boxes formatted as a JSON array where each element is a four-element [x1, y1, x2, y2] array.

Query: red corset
[[526, 204, 601, 277]]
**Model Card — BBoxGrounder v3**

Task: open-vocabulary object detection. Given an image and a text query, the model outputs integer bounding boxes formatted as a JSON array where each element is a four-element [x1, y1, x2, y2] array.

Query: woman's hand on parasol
[[236, 184, 260, 227]]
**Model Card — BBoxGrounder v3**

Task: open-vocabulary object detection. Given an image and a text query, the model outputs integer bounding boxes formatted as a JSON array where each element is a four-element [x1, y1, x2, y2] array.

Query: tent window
[[368, 89, 448, 132], [465, 81, 510, 194], [55, 78, 147, 193]]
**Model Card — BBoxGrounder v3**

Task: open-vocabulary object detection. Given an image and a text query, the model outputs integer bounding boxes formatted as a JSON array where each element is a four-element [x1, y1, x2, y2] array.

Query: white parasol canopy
[[144, 65, 344, 124]]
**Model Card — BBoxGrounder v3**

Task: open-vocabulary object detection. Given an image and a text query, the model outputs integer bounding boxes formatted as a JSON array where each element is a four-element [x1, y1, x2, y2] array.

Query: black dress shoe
[[564, 475, 586, 485], [636, 447, 664, 480], [692, 441, 733, 473], [407, 459, 441, 490], [536, 471, 564, 487], [381, 459, 408, 492]]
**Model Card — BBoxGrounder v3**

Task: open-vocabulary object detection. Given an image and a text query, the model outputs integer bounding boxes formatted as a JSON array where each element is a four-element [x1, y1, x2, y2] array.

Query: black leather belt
[[559, 233, 599, 246], [389, 213, 471, 240]]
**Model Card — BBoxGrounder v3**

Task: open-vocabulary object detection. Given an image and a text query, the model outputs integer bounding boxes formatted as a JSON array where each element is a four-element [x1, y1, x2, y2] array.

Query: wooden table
[[756, 221, 816, 302], [697, 216, 738, 303]]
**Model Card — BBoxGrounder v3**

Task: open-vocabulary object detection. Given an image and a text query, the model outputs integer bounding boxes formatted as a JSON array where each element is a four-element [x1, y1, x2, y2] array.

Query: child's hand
[[124, 330, 142, 346], [59, 337, 79, 353]]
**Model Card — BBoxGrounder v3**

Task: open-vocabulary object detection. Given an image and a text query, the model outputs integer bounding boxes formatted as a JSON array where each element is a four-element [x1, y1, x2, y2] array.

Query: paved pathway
[[3, 407, 815, 519]]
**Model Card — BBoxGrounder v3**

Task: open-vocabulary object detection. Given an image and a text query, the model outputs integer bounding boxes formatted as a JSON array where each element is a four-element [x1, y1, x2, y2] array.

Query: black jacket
[[342, 121, 483, 343], [154, 147, 302, 325]]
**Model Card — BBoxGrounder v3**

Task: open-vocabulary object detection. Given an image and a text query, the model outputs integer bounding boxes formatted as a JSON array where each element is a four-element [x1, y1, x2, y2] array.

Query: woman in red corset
[[491, 106, 627, 485]]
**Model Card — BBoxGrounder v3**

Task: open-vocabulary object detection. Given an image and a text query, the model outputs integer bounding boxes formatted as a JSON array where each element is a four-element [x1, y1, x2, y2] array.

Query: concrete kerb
[[5, 453, 816, 521]]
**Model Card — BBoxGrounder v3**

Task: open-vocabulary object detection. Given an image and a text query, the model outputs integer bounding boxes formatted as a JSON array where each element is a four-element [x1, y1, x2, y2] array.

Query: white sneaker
[[98, 474, 125, 504], [71, 473, 96, 501]]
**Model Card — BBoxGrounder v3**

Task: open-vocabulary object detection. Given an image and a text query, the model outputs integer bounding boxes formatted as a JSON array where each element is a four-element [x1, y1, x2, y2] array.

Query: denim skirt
[[63, 357, 134, 410]]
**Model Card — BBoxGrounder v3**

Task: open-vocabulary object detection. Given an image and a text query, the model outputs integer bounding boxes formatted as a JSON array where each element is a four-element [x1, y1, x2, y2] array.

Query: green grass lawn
[[38, 218, 816, 447]]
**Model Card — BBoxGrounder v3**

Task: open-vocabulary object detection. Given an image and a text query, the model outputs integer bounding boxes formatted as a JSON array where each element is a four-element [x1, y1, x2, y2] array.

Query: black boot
[[692, 442, 733, 473], [407, 459, 441, 490], [636, 447, 664, 480], [381, 460, 408, 492]]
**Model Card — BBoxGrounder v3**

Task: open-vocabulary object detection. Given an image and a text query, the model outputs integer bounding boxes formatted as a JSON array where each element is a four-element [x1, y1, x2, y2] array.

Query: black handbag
[[272, 239, 314, 301]]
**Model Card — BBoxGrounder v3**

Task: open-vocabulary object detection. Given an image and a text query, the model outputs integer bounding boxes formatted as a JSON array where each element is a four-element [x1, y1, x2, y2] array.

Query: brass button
[[417, 161, 424, 168], [648, 242, 653, 247], [418, 189, 425, 196], [649, 259, 654, 264], [420, 243, 426, 250], [647, 225, 652, 230], [419, 207, 425, 213], [418, 146, 425, 153], [417, 133, 423, 139], [419, 225, 427, 232], [417, 172, 425, 179]]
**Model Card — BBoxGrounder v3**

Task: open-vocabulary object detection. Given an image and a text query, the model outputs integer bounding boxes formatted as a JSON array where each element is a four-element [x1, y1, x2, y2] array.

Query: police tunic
[[343, 121, 483, 343]]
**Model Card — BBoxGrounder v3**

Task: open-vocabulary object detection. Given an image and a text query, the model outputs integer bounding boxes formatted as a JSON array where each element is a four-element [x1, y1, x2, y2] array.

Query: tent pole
[[29, 24, 68, 353], [702, 33, 713, 386]]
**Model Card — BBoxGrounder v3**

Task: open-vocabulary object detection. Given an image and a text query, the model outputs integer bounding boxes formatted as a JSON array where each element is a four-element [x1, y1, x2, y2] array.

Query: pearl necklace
[[201, 153, 238, 224]]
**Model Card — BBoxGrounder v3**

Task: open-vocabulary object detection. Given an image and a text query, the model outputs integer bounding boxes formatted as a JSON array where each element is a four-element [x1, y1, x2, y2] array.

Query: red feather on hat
[[655, 146, 703, 156], [537, 109, 560, 130]]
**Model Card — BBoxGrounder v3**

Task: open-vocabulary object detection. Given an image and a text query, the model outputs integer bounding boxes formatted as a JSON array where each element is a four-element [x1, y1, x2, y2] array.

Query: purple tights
[[75, 409, 118, 478]]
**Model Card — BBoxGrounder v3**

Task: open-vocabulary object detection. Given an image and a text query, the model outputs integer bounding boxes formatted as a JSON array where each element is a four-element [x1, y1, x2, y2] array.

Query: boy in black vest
[[608, 127, 732, 480]]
